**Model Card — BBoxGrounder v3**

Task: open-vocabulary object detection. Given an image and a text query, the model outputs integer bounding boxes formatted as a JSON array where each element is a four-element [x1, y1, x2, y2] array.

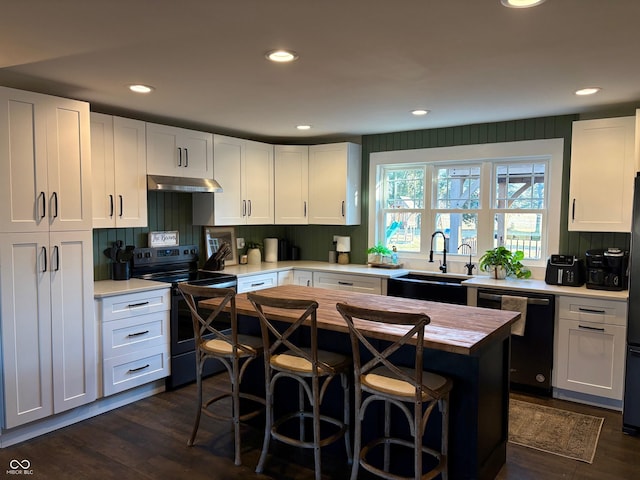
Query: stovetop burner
[[130, 245, 237, 288]]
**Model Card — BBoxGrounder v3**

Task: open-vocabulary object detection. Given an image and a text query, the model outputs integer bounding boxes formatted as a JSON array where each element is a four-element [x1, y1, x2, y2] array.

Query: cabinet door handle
[[127, 301, 150, 308], [52, 192, 58, 218], [119, 195, 124, 217], [42, 246, 47, 273], [578, 307, 606, 314], [127, 364, 150, 373], [578, 324, 606, 332], [242, 200, 246, 216], [39, 191, 46, 219], [184, 148, 188, 167], [304, 201, 307, 217], [177, 147, 182, 167], [629, 347, 640, 356], [341, 201, 345, 217], [572, 198, 576, 221], [248, 200, 252, 217], [127, 330, 150, 337], [109, 194, 114, 218], [338, 281, 353, 286], [54, 245, 60, 271], [306, 280, 311, 286]]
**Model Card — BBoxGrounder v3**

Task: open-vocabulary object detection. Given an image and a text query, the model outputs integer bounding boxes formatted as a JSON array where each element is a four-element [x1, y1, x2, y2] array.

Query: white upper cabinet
[[275, 145, 309, 225], [568, 115, 636, 232], [193, 134, 274, 225], [146, 122, 213, 179], [91, 113, 147, 228], [308, 142, 361, 225], [0, 87, 92, 233]]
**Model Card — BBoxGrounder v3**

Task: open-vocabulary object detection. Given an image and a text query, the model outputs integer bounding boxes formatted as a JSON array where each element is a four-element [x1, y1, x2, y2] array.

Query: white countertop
[[93, 261, 628, 301], [219, 260, 411, 279], [94, 278, 170, 298], [462, 276, 628, 300]]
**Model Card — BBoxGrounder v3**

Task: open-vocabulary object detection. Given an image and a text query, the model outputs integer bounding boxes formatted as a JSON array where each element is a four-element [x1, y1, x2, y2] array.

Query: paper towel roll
[[336, 236, 351, 252], [264, 238, 278, 262]]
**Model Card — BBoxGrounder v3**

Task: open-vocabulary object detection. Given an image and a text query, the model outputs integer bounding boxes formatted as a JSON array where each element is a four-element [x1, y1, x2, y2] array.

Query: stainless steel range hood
[[147, 175, 223, 193]]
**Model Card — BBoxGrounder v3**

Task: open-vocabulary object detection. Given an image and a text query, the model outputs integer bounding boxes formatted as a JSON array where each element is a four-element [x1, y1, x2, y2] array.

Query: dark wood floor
[[1, 375, 639, 479]]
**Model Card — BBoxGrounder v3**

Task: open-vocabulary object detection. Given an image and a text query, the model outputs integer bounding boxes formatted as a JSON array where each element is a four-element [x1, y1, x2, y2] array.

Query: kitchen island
[[201, 284, 520, 480]]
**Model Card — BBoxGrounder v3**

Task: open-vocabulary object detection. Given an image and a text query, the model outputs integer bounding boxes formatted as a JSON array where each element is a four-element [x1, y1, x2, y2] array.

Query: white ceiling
[[2, 0, 639, 143]]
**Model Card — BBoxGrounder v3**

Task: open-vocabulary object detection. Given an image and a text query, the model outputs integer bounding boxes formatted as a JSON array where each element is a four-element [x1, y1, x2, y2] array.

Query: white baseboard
[[553, 387, 623, 411], [0, 380, 165, 448]]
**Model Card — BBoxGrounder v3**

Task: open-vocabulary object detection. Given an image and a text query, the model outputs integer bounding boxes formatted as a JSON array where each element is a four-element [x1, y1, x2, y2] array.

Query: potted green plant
[[367, 243, 392, 264], [478, 246, 531, 279]]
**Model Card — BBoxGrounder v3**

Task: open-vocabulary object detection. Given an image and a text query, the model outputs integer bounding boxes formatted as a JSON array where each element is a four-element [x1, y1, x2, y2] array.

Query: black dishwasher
[[477, 288, 555, 396]]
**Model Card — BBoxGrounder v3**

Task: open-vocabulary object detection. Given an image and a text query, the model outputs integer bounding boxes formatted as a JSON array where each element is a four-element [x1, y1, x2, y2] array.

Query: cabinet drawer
[[312, 272, 382, 295], [103, 345, 169, 396], [237, 272, 277, 293], [99, 288, 170, 322], [557, 296, 627, 326], [102, 311, 169, 358]]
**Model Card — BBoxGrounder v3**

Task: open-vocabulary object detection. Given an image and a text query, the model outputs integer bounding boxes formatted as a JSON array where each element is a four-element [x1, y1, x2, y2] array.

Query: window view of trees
[[379, 161, 547, 260]]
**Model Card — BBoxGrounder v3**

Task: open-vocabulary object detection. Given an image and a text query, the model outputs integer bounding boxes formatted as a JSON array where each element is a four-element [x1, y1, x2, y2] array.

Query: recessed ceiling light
[[500, 0, 546, 8], [296, 125, 311, 130], [266, 50, 299, 63], [128, 84, 154, 94], [411, 109, 429, 116], [575, 87, 602, 96]]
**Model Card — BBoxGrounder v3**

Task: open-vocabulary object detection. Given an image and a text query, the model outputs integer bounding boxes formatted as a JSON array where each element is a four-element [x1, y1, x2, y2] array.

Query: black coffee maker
[[585, 248, 629, 291]]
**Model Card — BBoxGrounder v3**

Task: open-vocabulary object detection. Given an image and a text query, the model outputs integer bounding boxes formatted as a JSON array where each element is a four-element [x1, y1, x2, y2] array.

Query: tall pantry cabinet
[[0, 87, 96, 429]]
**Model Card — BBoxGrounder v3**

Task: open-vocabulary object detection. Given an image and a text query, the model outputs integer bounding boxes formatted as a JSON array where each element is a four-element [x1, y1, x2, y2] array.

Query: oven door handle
[[478, 292, 550, 306]]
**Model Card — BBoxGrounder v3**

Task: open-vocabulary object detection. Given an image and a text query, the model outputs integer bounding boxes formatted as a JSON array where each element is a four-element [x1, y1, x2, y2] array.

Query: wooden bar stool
[[336, 302, 453, 480], [178, 284, 265, 466], [247, 292, 352, 480]]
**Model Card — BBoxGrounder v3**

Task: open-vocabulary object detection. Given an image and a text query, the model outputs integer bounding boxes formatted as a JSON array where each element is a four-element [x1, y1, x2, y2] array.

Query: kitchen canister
[[264, 238, 278, 262]]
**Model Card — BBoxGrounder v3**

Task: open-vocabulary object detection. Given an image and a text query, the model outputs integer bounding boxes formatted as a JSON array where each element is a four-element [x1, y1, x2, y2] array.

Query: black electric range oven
[[130, 245, 237, 390]]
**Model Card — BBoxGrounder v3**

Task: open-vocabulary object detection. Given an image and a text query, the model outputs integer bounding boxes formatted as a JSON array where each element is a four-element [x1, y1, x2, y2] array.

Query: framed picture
[[204, 226, 238, 266]]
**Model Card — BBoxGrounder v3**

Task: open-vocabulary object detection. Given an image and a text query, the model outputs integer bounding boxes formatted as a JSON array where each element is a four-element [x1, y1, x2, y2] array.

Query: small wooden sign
[[148, 231, 179, 247]]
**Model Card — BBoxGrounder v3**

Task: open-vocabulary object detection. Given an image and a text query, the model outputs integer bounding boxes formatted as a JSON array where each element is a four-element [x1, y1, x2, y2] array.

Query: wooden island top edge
[[199, 285, 520, 356]]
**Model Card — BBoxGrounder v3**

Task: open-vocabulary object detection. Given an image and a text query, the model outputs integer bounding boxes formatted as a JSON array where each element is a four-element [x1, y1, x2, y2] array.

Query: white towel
[[501, 295, 528, 336]]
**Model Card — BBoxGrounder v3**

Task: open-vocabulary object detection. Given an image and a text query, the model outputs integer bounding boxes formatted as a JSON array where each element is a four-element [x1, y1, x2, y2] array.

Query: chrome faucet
[[429, 231, 447, 273], [458, 243, 476, 275]]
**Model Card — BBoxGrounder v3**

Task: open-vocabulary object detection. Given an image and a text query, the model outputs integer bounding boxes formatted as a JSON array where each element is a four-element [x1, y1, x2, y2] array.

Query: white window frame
[[368, 139, 564, 269]]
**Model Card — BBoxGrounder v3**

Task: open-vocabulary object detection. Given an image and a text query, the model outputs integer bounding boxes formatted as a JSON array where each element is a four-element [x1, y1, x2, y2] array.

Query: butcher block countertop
[[200, 284, 520, 356]]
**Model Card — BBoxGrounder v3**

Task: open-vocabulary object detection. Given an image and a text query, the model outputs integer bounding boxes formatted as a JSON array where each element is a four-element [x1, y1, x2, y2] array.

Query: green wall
[[94, 113, 630, 280]]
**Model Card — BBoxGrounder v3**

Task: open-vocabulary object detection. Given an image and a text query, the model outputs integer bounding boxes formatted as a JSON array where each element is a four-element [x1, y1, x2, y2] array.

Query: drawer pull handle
[[128, 301, 150, 308], [127, 330, 150, 337], [578, 307, 606, 314], [338, 281, 353, 286], [128, 364, 150, 373], [251, 282, 265, 287], [578, 324, 606, 332]]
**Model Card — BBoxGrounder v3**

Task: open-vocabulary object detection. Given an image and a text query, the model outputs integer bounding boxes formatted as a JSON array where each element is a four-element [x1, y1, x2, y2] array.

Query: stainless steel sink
[[387, 273, 468, 304]]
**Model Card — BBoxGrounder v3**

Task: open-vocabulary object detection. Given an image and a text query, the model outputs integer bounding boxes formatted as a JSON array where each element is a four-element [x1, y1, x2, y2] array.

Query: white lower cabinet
[[312, 271, 382, 295], [293, 270, 314, 287], [0, 231, 96, 429], [237, 272, 278, 293], [554, 296, 627, 403], [96, 288, 170, 397]]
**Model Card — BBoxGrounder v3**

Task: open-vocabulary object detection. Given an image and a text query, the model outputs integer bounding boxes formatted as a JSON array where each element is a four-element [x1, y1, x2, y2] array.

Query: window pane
[[495, 163, 545, 209], [436, 166, 480, 209], [494, 213, 543, 259], [384, 212, 421, 252], [384, 167, 424, 209], [433, 213, 478, 254]]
